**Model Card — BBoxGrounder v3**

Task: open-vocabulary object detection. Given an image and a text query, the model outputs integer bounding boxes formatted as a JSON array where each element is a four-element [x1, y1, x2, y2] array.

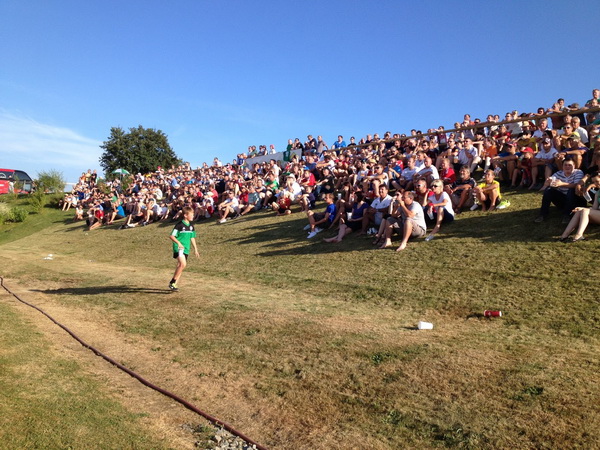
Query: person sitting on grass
[[491, 142, 519, 183], [218, 190, 240, 223], [373, 191, 403, 246], [535, 158, 585, 223], [425, 179, 455, 241], [510, 147, 534, 188], [324, 191, 368, 243], [376, 191, 427, 250], [529, 137, 558, 189], [362, 164, 389, 196], [414, 178, 432, 211], [299, 185, 316, 213], [122, 196, 146, 228], [474, 169, 501, 212], [261, 172, 279, 208], [330, 182, 354, 227], [88, 203, 104, 231], [446, 165, 475, 214], [306, 193, 336, 239], [273, 191, 293, 216], [558, 189, 599, 242], [315, 167, 336, 199], [74, 202, 84, 221], [395, 156, 418, 191], [239, 185, 261, 216], [361, 184, 393, 234]]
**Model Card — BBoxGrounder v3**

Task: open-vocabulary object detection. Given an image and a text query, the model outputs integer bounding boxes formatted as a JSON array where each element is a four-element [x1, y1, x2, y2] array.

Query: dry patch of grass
[[0, 294, 176, 449]]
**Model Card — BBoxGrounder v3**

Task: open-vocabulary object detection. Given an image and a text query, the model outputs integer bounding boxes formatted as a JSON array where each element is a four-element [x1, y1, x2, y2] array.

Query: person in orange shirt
[[479, 137, 498, 172]]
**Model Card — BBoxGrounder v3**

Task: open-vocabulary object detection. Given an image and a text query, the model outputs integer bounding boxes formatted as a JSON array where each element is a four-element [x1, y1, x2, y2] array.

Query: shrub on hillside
[[0, 203, 28, 223], [29, 190, 47, 213], [9, 206, 28, 222], [0, 202, 10, 224]]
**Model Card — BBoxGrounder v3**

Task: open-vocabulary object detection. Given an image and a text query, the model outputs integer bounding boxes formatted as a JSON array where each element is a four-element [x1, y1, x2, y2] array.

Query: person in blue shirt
[[332, 135, 347, 154], [306, 193, 337, 239]]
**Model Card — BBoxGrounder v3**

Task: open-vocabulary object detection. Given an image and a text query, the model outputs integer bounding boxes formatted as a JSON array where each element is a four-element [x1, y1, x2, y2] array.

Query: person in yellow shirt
[[474, 169, 501, 212]]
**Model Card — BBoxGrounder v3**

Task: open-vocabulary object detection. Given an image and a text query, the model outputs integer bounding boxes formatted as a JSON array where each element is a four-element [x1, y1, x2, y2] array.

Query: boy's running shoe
[[497, 200, 510, 209], [169, 282, 178, 291]]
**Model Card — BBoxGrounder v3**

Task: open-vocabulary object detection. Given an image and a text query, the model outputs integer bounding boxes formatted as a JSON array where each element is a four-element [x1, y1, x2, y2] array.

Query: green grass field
[[0, 190, 599, 449]]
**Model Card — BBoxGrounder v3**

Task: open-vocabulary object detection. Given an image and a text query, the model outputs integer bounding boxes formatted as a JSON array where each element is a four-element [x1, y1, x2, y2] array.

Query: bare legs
[[560, 208, 600, 240]]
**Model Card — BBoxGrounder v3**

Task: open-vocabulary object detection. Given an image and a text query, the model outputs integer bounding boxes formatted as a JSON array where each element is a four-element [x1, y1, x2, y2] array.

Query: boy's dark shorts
[[483, 197, 501, 209], [173, 252, 189, 260], [313, 212, 332, 229]]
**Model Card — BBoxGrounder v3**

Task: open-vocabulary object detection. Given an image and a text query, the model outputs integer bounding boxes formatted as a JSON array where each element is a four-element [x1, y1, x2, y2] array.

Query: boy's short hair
[[182, 206, 193, 215]]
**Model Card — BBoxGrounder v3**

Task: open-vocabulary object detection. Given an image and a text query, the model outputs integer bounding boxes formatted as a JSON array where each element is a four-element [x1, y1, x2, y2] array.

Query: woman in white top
[[425, 179, 455, 241]]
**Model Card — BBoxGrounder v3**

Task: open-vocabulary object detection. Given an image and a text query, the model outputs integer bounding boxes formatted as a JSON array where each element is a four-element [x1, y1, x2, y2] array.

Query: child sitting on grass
[[306, 193, 336, 239], [474, 169, 501, 212]]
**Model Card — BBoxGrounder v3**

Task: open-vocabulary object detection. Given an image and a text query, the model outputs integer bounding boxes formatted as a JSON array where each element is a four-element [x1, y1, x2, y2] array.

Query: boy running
[[168, 206, 199, 290]]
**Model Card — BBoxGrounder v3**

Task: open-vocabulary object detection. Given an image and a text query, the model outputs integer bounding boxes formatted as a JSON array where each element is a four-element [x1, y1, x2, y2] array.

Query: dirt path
[[1, 276, 214, 448]]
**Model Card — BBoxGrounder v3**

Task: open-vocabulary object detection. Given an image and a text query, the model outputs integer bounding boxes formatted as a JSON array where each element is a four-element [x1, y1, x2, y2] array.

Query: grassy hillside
[[0, 188, 599, 449]]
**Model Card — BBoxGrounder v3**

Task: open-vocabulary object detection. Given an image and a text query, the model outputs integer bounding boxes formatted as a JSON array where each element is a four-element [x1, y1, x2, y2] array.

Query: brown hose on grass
[[0, 276, 267, 450]]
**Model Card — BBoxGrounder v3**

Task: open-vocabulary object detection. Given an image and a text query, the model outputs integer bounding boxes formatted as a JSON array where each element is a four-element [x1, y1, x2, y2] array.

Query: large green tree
[[99, 125, 181, 176]]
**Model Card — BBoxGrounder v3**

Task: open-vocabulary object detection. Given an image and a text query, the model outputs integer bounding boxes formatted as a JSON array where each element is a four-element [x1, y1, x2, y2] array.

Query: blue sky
[[1, 0, 599, 183]]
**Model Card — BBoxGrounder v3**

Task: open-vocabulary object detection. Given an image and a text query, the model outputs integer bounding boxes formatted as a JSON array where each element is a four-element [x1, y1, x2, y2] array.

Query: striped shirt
[[554, 169, 583, 194]]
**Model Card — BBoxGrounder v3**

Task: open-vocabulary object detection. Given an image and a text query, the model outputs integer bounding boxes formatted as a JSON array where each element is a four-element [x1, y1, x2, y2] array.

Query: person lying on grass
[[324, 191, 368, 243], [474, 169, 501, 212]]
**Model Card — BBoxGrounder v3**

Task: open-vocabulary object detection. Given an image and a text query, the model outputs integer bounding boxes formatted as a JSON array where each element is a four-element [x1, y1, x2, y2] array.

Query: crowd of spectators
[[61, 90, 600, 247]]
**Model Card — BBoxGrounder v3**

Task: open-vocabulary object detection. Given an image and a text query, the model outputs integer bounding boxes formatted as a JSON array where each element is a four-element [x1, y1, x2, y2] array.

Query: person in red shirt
[[440, 158, 456, 185]]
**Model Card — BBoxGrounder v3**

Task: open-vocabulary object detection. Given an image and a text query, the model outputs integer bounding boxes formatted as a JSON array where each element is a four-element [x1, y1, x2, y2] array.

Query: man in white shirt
[[529, 137, 558, 189], [218, 190, 240, 223], [361, 185, 392, 234], [415, 156, 440, 186]]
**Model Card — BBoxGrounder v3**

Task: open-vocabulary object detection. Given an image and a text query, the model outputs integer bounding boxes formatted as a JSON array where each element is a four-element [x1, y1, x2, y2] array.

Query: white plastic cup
[[418, 321, 433, 330]]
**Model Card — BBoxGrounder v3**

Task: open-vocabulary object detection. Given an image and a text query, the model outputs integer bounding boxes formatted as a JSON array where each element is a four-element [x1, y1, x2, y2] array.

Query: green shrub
[[29, 190, 47, 213], [0, 204, 28, 223], [0, 202, 10, 224], [9, 206, 28, 223]]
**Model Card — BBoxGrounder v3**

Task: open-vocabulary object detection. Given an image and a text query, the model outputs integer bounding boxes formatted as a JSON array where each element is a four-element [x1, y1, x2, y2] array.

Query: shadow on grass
[[32, 285, 170, 295], [241, 201, 584, 257]]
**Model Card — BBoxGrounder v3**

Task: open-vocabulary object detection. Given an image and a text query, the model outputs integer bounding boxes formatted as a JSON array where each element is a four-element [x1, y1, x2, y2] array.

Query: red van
[[0, 169, 34, 194]]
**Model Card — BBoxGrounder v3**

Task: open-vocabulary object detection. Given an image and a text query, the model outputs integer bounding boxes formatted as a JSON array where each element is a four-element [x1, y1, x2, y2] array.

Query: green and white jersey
[[171, 220, 196, 254]]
